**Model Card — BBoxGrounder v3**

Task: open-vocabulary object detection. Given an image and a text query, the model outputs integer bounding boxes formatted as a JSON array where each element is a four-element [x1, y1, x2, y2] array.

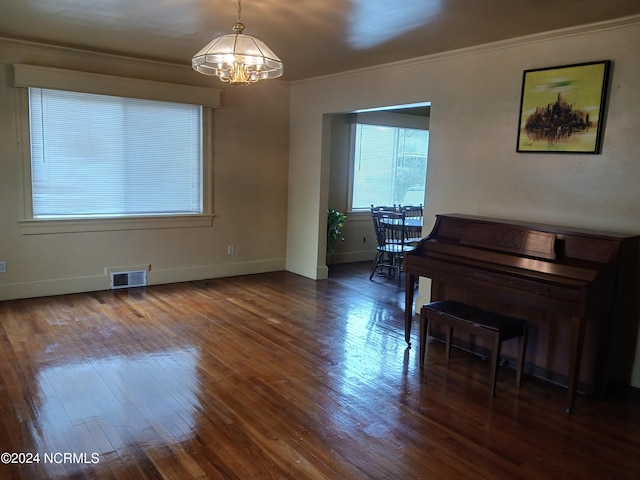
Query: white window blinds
[[29, 88, 203, 218], [351, 123, 429, 209]]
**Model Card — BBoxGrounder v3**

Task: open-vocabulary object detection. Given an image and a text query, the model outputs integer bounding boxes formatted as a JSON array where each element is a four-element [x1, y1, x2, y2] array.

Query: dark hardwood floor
[[1, 262, 639, 479]]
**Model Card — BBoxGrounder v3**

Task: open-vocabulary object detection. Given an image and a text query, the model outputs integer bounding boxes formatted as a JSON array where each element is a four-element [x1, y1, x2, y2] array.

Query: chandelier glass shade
[[192, 2, 283, 85]]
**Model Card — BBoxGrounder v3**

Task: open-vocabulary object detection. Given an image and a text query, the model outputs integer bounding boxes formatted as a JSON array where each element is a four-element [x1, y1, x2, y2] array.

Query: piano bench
[[419, 300, 528, 397]]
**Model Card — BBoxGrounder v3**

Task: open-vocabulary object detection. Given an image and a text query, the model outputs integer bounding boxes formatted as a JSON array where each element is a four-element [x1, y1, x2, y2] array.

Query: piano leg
[[566, 313, 588, 414]]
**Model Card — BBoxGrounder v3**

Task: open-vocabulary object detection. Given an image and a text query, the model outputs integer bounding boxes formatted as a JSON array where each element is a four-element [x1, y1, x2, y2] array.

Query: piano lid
[[418, 213, 637, 265]]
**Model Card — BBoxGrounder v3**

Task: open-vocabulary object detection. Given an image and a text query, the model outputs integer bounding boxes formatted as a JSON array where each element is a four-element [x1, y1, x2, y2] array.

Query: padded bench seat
[[419, 300, 528, 397]]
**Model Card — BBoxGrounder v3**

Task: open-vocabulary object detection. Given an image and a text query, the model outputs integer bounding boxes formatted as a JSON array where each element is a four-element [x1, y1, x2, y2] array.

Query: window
[[13, 64, 219, 234], [350, 121, 429, 210], [28, 88, 202, 219]]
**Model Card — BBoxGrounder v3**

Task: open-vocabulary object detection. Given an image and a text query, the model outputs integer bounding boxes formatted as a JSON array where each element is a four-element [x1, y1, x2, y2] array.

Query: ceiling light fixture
[[192, 0, 283, 85]]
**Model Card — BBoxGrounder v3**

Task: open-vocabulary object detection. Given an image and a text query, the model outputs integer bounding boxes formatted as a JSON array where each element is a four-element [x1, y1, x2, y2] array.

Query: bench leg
[[444, 326, 453, 359], [516, 325, 528, 387], [490, 336, 502, 397], [419, 310, 428, 365]]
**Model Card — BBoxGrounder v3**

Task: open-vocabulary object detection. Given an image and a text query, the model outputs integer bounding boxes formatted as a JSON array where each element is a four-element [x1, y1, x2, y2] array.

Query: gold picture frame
[[516, 60, 611, 153]]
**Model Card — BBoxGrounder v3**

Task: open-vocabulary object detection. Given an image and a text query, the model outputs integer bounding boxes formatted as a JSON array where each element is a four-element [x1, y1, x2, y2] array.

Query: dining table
[[379, 216, 423, 232]]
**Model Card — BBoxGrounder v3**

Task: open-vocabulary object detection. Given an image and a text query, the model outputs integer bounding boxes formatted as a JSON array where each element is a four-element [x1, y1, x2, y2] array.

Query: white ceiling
[[1, 0, 639, 81]]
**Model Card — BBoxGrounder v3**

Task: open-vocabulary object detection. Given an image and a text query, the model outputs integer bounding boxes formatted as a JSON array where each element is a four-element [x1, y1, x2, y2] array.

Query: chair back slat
[[399, 204, 423, 219]]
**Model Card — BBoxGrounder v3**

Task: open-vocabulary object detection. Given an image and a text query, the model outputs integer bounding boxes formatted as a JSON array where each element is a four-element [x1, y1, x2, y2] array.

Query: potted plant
[[327, 208, 347, 262]]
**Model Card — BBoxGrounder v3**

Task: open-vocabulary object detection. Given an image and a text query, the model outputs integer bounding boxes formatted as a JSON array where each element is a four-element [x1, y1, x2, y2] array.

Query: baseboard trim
[[0, 258, 286, 301]]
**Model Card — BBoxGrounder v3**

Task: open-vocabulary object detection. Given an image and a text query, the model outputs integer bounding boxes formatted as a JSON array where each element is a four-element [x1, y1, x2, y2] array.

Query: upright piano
[[404, 213, 639, 412]]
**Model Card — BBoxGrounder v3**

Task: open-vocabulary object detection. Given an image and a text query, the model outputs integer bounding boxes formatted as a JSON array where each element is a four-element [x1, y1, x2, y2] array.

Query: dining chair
[[399, 204, 423, 244], [371, 204, 398, 214], [369, 210, 417, 285], [399, 204, 423, 218]]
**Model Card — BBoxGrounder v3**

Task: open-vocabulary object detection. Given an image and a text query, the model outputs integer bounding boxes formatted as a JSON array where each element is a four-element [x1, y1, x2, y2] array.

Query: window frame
[[13, 66, 217, 235]]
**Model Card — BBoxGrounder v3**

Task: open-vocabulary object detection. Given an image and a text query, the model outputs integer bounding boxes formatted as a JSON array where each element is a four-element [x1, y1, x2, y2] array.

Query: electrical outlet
[[227, 245, 234, 255], [0, 261, 6, 274]]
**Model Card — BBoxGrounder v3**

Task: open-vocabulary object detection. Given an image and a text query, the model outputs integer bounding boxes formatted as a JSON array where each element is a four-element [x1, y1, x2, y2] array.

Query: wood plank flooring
[[1, 262, 639, 479]]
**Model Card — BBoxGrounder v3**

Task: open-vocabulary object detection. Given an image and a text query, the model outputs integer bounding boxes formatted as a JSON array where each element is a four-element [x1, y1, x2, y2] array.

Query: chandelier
[[192, 0, 283, 85]]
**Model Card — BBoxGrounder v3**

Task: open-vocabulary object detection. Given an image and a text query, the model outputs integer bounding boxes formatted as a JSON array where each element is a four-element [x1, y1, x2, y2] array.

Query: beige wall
[[287, 17, 640, 385], [0, 40, 290, 300]]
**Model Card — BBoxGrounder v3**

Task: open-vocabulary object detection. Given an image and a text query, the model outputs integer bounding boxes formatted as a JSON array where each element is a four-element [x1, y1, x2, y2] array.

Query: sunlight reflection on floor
[[32, 348, 200, 456]]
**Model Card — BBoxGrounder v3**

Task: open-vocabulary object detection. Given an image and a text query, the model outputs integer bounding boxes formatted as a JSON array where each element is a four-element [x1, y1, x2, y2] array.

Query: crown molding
[[293, 14, 640, 86]]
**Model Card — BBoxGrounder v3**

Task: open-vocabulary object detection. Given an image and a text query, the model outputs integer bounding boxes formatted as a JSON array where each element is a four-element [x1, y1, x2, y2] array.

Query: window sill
[[19, 214, 214, 235], [345, 210, 371, 220]]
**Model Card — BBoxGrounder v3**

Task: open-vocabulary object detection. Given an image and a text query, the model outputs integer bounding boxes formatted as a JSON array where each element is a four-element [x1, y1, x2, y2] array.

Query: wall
[[0, 40, 290, 300], [287, 17, 640, 385], [326, 113, 376, 266]]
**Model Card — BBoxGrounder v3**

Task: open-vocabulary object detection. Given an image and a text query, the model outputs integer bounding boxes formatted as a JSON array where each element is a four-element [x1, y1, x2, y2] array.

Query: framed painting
[[516, 60, 611, 153]]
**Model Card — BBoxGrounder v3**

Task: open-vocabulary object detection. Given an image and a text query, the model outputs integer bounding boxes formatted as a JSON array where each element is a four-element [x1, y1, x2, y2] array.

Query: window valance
[[13, 64, 220, 108]]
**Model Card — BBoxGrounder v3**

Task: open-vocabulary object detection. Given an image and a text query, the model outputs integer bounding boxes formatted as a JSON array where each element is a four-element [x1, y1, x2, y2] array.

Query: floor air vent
[[110, 270, 147, 289]]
